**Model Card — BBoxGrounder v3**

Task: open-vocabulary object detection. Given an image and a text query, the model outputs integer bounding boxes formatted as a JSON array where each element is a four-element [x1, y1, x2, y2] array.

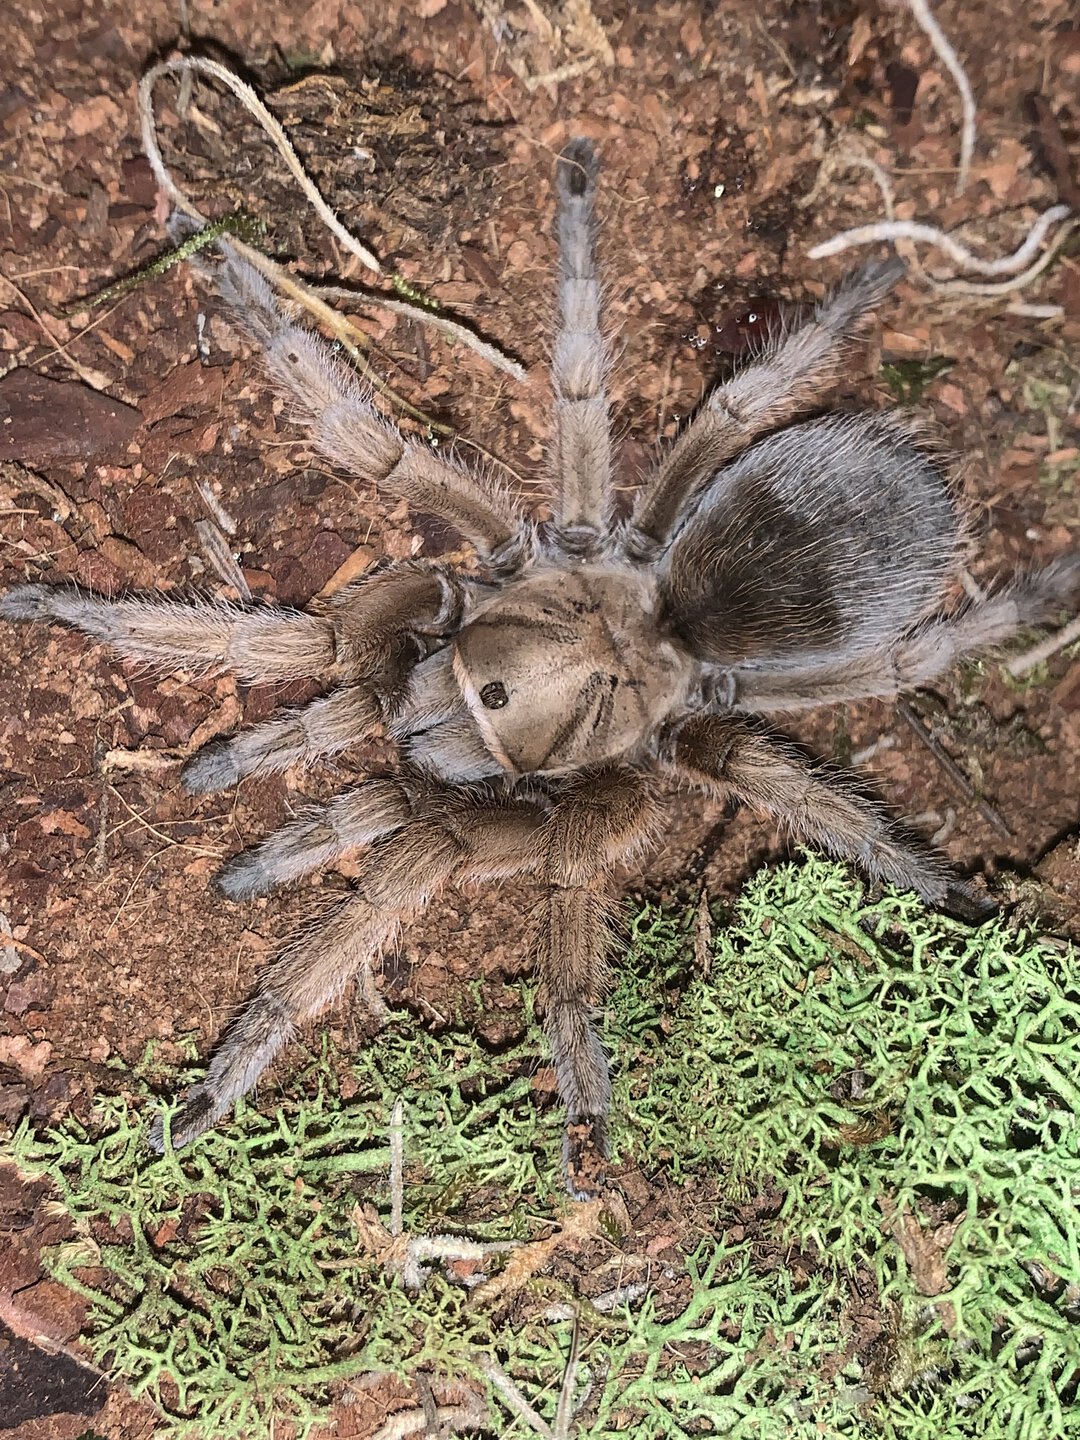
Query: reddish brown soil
[[1, 0, 1078, 1435]]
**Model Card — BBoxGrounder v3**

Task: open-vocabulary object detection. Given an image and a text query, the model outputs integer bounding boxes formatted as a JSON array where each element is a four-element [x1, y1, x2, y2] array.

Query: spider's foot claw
[[181, 742, 240, 796], [0, 584, 51, 622], [940, 879, 998, 927], [215, 850, 269, 902], [562, 1114, 609, 1200], [148, 1086, 221, 1153]]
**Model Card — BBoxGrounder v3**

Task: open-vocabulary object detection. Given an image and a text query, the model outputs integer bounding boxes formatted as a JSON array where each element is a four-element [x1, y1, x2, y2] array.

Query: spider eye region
[[451, 568, 693, 776], [480, 680, 509, 709]]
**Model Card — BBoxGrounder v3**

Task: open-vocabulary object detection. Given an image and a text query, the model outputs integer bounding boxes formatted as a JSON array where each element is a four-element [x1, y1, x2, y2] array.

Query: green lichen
[[880, 355, 953, 405], [6, 858, 1080, 1437]]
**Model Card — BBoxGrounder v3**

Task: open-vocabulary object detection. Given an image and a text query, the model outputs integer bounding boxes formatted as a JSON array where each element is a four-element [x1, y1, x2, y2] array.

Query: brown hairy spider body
[[4, 139, 1077, 1194]]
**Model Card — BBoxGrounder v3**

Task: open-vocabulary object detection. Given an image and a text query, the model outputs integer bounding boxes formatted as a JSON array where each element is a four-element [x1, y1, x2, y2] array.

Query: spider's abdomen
[[658, 413, 960, 666], [452, 567, 692, 775]]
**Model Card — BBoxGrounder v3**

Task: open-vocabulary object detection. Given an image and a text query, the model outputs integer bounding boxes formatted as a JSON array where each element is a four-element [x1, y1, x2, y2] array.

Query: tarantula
[[3, 140, 1077, 1193]]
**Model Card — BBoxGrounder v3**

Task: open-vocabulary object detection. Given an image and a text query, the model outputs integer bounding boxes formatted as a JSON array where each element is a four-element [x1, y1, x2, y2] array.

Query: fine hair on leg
[[670, 714, 952, 905], [216, 246, 528, 564], [728, 554, 1080, 714], [549, 139, 614, 551], [151, 792, 545, 1151], [629, 259, 905, 551], [531, 766, 662, 1194], [0, 584, 336, 683]]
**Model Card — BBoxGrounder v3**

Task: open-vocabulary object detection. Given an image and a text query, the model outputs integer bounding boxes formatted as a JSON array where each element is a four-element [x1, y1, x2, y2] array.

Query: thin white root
[[137, 54, 526, 380], [921, 217, 1078, 297], [1006, 302, 1066, 319], [389, 1096, 404, 1238], [315, 283, 527, 381], [902, 0, 977, 196], [808, 205, 1071, 275], [139, 56, 381, 273], [1005, 613, 1080, 681], [798, 144, 897, 219], [808, 7, 1072, 308]]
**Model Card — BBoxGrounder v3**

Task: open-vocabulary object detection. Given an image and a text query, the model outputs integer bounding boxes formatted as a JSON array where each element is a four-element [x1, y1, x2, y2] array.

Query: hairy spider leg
[[216, 246, 529, 567], [150, 788, 546, 1153], [629, 259, 906, 552], [671, 714, 956, 906], [549, 139, 614, 552], [727, 555, 1080, 713], [215, 775, 420, 900], [531, 766, 662, 1194], [0, 584, 336, 682]]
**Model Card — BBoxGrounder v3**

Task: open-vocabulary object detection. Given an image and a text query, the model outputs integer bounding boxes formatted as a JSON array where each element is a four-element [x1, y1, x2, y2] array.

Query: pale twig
[[402, 1234, 518, 1292], [105, 784, 224, 857], [476, 1356, 554, 1439], [139, 56, 380, 273], [553, 1317, 583, 1440], [902, 0, 976, 195], [808, 205, 1071, 274], [370, 1400, 487, 1440], [389, 1096, 404, 1238], [136, 55, 526, 379], [1005, 613, 1080, 680], [798, 143, 896, 219], [918, 217, 1078, 297], [315, 283, 526, 381], [1007, 302, 1069, 319]]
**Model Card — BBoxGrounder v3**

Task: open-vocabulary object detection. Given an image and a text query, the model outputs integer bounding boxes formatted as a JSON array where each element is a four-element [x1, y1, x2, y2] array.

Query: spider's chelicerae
[[4, 140, 1078, 1193]]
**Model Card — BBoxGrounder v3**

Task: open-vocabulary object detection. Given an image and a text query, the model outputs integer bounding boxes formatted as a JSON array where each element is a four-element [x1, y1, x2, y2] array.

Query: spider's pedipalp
[[669, 714, 955, 907], [629, 258, 906, 552], [181, 684, 383, 795], [549, 138, 614, 551], [215, 776, 417, 900], [152, 791, 545, 1151], [179, 560, 478, 794], [0, 585, 336, 682], [216, 246, 528, 564]]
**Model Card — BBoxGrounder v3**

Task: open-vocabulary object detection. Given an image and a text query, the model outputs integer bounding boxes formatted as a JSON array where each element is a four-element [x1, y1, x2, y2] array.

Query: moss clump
[[6, 858, 1080, 1437], [612, 859, 1080, 1435]]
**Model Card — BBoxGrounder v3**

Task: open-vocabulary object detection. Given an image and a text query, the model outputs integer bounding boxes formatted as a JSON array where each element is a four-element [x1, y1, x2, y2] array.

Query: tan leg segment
[[0, 585, 335, 682], [150, 792, 544, 1151], [531, 768, 661, 1187], [550, 140, 613, 547], [630, 260, 904, 550], [218, 250, 527, 564], [733, 556, 1080, 714], [672, 714, 951, 904]]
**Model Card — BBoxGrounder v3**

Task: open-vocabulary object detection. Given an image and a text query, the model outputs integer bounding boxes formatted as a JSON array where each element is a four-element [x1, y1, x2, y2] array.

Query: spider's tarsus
[[824, 254, 906, 327], [562, 1114, 609, 1200], [0, 584, 52, 621], [215, 850, 269, 903], [181, 742, 241, 796], [940, 879, 999, 926], [147, 1086, 220, 1153], [556, 137, 599, 200], [1027, 553, 1080, 614]]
